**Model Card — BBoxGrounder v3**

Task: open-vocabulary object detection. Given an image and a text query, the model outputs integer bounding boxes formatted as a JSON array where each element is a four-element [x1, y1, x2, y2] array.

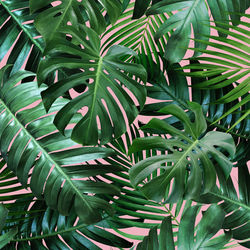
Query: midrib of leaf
[[48, 0, 73, 41], [0, 99, 93, 211], [166, 139, 199, 180], [177, 0, 200, 34], [86, 57, 103, 135], [11, 223, 87, 242], [0, 0, 43, 52], [209, 191, 250, 211]]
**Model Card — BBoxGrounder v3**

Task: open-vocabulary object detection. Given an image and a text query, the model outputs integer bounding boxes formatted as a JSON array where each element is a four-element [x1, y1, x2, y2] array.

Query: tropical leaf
[[140, 56, 249, 144], [2, 198, 133, 249], [145, 0, 249, 63], [0, 203, 17, 249], [137, 205, 232, 250], [0, 66, 122, 224], [182, 14, 250, 107], [0, 0, 44, 77], [101, 1, 170, 73], [145, 0, 210, 63], [197, 161, 250, 248], [37, 25, 147, 145], [30, 0, 122, 40], [128, 102, 236, 203]]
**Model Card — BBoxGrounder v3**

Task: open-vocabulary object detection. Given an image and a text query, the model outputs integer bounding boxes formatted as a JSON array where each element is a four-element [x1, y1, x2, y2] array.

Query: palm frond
[[0, 66, 122, 225], [101, 1, 170, 73], [0, 0, 44, 77]]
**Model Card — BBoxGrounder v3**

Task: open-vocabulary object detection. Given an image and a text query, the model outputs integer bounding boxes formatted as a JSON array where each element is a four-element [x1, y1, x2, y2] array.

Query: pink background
[[0, 2, 249, 249]]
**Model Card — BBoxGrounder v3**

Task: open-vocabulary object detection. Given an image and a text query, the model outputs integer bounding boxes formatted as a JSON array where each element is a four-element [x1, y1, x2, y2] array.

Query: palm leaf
[[182, 14, 250, 102], [137, 205, 232, 250], [144, 0, 249, 63], [2, 198, 132, 249], [140, 56, 249, 142], [181, 14, 250, 130], [146, 0, 210, 63], [37, 25, 147, 145], [128, 102, 235, 203], [101, 1, 170, 73], [0, 0, 44, 76], [0, 66, 122, 224], [30, 0, 122, 40]]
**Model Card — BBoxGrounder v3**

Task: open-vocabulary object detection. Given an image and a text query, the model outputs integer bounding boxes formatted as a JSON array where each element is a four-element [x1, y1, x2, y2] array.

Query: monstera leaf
[[137, 205, 232, 250], [0, 66, 122, 224], [144, 0, 249, 63], [146, 0, 210, 63], [38, 25, 147, 145], [129, 102, 235, 203], [30, 0, 122, 40]]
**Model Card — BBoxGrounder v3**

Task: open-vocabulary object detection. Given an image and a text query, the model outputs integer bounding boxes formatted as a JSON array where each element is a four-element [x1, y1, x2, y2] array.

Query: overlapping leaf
[[129, 102, 235, 203], [38, 25, 147, 145], [146, 0, 210, 63], [197, 161, 250, 248], [144, 0, 249, 63], [2, 198, 132, 249], [182, 15, 250, 129], [137, 205, 232, 250], [0, 0, 44, 77], [30, 0, 122, 40], [101, 1, 170, 73], [0, 66, 122, 225]]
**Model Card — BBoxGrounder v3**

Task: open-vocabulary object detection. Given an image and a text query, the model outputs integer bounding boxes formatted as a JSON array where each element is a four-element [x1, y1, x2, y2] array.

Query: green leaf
[[0, 67, 121, 225], [38, 25, 147, 145], [146, 0, 210, 63], [0, 204, 8, 232], [129, 103, 235, 203], [197, 161, 250, 248], [136, 205, 231, 250], [132, 0, 151, 19], [0, 228, 17, 249], [0, 0, 44, 76], [30, 0, 122, 39], [3, 199, 132, 249]]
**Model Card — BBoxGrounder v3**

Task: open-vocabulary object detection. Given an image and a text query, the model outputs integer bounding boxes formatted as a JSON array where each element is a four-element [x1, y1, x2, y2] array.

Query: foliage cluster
[[0, 0, 249, 249]]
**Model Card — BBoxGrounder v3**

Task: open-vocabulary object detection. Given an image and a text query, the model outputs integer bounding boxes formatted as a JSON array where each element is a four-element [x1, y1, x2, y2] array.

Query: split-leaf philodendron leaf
[[129, 102, 236, 203], [38, 25, 147, 145]]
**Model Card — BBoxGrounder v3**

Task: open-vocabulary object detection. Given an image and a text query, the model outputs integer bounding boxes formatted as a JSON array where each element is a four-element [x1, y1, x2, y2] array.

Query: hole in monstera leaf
[[88, 78, 94, 84], [96, 115, 101, 130], [186, 164, 191, 171], [101, 99, 114, 129], [89, 67, 95, 72], [51, 1, 62, 7], [53, 12, 62, 18]]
